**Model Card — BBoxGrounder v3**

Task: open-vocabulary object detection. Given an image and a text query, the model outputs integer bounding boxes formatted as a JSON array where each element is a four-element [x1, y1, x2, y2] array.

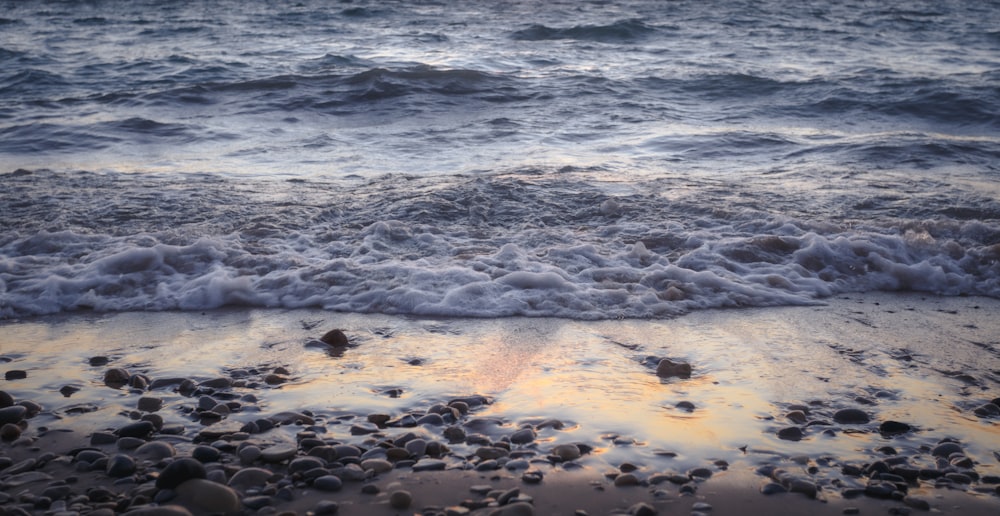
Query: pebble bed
[[1, 329, 998, 516]]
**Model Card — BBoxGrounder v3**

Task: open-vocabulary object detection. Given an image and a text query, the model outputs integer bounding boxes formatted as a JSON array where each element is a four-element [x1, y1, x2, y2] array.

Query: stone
[[261, 444, 297, 463], [510, 428, 536, 444], [552, 444, 582, 461], [903, 496, 931, 510], [777, 427, 803, 441], [628, 502, 656, 516], [1, 423, 21, 441], [761, 482, 787, 495], [134, 441, 175, 460], [676, 401, 696, 412], [106, 454, 136, 477], [175, 478, 240, 513], [123, 506, 194, 516], [320, 329, 350, 347], [786, 410, 808, 424], [412, 458, 447, 471], [614, 473, 641, 486], [692, 502, 712, 511], [405, 438, 428, 457], [91, 431, 118, 445], [5, 370, 27, 380], [0, 405, 27, 425], [833, 408, 870, 424], [361, 459, 393, 474], [314, 475, 343, 492], [199, 377, 231, 389], [655, 358, 691, 379], [59, 385, 80, 397], [332, 444, 362, 459], [241, 496, 272, 510], [156, 458, 207, 490], [191, 445, 221, 463], [789, 479, 818, 498], [476, 447, 509, 460], [688, 467, 713, 479], [973, 403, 1000, 417], [103, 368, 131, 387], [228, 467, 274, 490], [931, 442, 963, 458], [389, 490, 412, 509], [0, 390, 13, 407], [117, 420, 155, 439], [879, 420, 912, 435], [288, 456, 325, 474], [314, 500, 340, 515], [117, 436, 145, 449], [238, 445, 262, 464]]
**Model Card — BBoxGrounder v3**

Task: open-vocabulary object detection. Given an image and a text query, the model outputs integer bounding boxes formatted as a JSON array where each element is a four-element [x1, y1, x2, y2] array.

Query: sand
[[0, 292, 998, 515]]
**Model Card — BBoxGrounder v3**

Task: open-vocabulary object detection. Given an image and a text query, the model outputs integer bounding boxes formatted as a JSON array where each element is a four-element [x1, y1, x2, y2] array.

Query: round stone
[[389, 490, 412, 509], [313, 475, 343, 492], [288, 456, 325, 474], [137, 397, 163, 412], [510, 428, 536, 445], [134, 441, 175, 460], [156, 458, 207, 490], [777, 427, 803, 441], [361, 459, 393, 474], [238, 445, 262, 464], [614, 473, 641, 486], [656, 358, 692, 378], [117, 420, 155, 439], [261, 444, 297, 463], [228, 467, 274, 490], [552, 444, 581, 461], [0, 406, 27, 425], [1, 423, 21, 441], [932, 442, 964, 458], [175, 478, 240, 513], [106, 454, 136, 477], [833, 408, 870, 424], [879, 420, 912, 435], [103, 368, 130, 387], [405, 438, 427, 457], [191, 445, 221, 463], [5, 370, 27, 380]]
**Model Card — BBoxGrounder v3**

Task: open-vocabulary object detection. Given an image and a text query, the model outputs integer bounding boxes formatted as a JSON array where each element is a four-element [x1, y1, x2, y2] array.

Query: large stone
[[656, 359, 692, 379], [0, 405, 27, 425], [314, 475, 343, 492], [261, 444, 297, 463], [551, 444, 581, 461], [156, 458, 207, 490], [175, 478, 240, 514], [106, 454, 136, 477], [228, 467, 274, 490], [833, 408, 870, 424]]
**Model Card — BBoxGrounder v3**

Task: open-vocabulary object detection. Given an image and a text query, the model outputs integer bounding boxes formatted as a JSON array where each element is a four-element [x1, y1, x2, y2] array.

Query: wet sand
[[1, 293, 998, 515]]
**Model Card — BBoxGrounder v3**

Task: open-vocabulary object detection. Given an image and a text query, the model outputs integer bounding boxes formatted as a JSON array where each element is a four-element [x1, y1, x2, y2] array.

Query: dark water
[[1, 0, 999, 319]]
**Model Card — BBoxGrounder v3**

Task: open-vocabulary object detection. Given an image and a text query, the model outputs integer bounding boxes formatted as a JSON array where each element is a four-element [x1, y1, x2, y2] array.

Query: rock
[[0, 405, 27, 425], [123, 505, 194, 516], [691, 502, 712, 511], [522, 469, 544, 483], [676, 401, 696, 412], [332, 444, 362, 459], [288, 456, 325, 474], [241, 495, 272, 510], [314, 475, 343, 492], [552, 444, 582, 461], [688, 467, 713, 479], [134, 441, 175, 460], [361, 459, 393, 474], [389, 490, 412, 509], [443, 425, 466, 442], [656, 359, 691, 379], [320, 329, 350, 347], [510, 428, 536, 445], [260, 444, 297, 463], [412, 458, 447, 471], [156, 458, 207, 490], [628, 502, 656, 516], [614, 473, 641, 486], [789, 479, 818, 498], [405, 438, 428, 457], [973, 403, 1000, 417], [761, 482, 787, 495], [786, 410, 808, 424], [106, 454, 136, 477], [191, 445, 221, 463], [199, 377, 231, 389], [833, 408, 870, 424], [0, 390, 13, 407], [91, 431, 118, 445], [1, 423, 21, 441], [903, 496, 931, 510], [931, 442, 963, 458], [228, 467, 274, 490], [59, 385, 80, 397], [238, 445, 262, 464], [879, 421, 912, 435], [268, 411, 314, 425], [117, 420, 155, 439], [103, 368, 131, 387], [175, 478, 240, 513], [777, 427, 803, 441], [4, 370, 27, 380], [476, 447, 509, 460]]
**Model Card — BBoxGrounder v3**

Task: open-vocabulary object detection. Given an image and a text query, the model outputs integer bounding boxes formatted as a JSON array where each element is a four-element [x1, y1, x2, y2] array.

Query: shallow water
[[2, 1, 999, 320], [2, 293, 998, 489]]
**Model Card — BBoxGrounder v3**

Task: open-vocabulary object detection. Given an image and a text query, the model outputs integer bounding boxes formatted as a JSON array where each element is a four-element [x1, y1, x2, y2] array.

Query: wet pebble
[[777, 427, 803, 441], [5, 370, 27, 380], [191, 445, 220, 463], [228, 467, 274, 490], [156, 458, 207, 490], [656, 358, 692, 378], [105, 454, 136, 478], [879, 420, 912, 435], [510, 428, 536, 445], [117, 421, 154, 439], [614, 473, 641, 486], [260, 444, 297, 463], [0, 405, 27, 425], [833, 408, 870, 424], [389, 490, 412, 509], [134, 441, 174, 460], [313, 475, 343, 492], [175, 478, 240, 513], [238, 445, 262, 464]]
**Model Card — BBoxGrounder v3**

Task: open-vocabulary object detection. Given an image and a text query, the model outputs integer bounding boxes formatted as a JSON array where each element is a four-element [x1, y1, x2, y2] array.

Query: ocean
[[2, 0, 999, 320]]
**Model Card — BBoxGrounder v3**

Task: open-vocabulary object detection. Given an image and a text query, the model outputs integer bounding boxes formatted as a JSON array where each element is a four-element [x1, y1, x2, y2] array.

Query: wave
[[2, 169, 998, 320], [511, 19, 657, 43]]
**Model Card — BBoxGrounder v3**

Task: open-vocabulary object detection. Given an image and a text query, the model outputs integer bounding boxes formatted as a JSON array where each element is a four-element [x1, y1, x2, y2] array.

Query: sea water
[[2, 0, 999, 320]]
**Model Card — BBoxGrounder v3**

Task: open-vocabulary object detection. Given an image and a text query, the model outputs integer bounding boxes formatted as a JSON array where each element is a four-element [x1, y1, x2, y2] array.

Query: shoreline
[[1, 293, 999, 515]]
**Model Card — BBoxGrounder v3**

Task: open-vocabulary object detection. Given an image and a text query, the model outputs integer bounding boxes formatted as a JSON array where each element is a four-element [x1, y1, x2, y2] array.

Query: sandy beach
[[1, 292, 998, 515]]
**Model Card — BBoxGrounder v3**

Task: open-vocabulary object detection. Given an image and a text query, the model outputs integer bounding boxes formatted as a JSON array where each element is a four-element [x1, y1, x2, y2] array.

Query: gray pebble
[[106, 454, 136, 478]]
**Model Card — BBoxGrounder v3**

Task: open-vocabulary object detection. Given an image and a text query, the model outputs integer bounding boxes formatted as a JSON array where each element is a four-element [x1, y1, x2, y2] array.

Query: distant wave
[[511, 19, 657, 43]]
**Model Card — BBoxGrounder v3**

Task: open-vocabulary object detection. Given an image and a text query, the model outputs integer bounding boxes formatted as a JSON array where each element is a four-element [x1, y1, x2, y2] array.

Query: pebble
[[313, 475, 343, 492], [510, 428, 536, 444], [0, 405, 27, 425], [137, 397, 163, 412], [389, 490, 412, 509], [1, 423, 21, 441], [931, 442, 963, 457], [5, 370, 27, 380], [117, 421, 155, 439], [260, 444, 297, 463], [123, 506, 194, 516], [777, 427, 803, 441], [228, 467, 274, 490], [241, 495, 272, 510], [191, 445, 221, 463], [314, 501, 340, 515], [360, 458, 393, 474], [656, 358, 692, 378], [413, 458, 447, 471], [117, 436, 146, 450], [156, 458, 207, 490], [238, 445, 262, 464], [103, 368, 130, 387], [833, 408, 870, 424], [628, 502, 656, 516], [551, 444, 581, 461], [490, 502, 534, 516], [879, 420, 912, 435], [106, 454, 136, 477], [134, 441, 175, 460], [614, 473, 641, 486], [175, 478, 240, 513], [405, 438, 428, 457]]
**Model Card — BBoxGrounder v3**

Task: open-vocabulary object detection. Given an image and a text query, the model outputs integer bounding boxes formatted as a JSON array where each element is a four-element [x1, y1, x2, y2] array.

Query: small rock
[[228, 467, 274, 490], [314, 500, 340, 515], [238, 445, 262, 464], [833, 408, 870, 424], [59, 385, 80, 397], [656, 358, 692, 379], [691, 502, 712, 511], [156, 458, 207, 489], [931, 442, 963, 458], [320, 329, 351, 346], [199, 377, 231, 389], [786, 410, 808, 424], [260, 444, 297, 463], [5, 370, 27, 380], [879, 420, 912, 435], [614, 473, 641, 486], [0, 405, 27, 425], [973, 403, 1000, 418], [314, 475, 343, 492], [412, 458, 446, 471], [628, 502, 656, 516], [106, 454, 136, 477], [389, 490, 412, 510], [777, 427, 803, 441], [191, 445, 221, 463], [175, 478, 240, 513], [903, 496, 931, 510], [103, 368, 130, 387], [675, 401, 695, 412], [510, 428, 536, 445], [490, 502, 534, 516], [134, 441, 175, 460], [117, 420, 155, 439], [1, 423, 21, 441], [552, 444, 582, 461], [761, 482, 786, 495], [360, 458, 393, 474], [405, 438, 428, 457]]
